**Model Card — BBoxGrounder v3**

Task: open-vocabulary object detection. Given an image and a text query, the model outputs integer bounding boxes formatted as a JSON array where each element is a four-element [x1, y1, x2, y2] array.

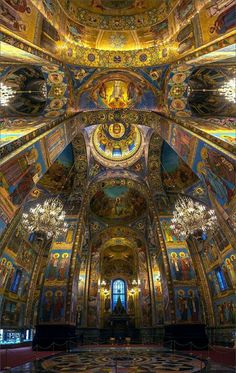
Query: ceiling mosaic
[[77, 70, 158, 111], [161, 142, 199, 191], [1, 0, 235, 67], [76, 109, 160, 128], [59, 0, 175, 30], [92, 122, 142, 163], [101, 241, 135, 278], [92, 224, 144, 249], [90, 183, 147, 223], [37, 143, 75, 195]]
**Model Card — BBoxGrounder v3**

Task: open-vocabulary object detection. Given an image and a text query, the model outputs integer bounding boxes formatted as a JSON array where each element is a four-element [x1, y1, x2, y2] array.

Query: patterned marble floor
[[7, 347, 235, 372]]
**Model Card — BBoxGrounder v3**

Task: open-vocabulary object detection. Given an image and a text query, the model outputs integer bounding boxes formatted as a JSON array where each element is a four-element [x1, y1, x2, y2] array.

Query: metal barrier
[[2, 337, 235, 371]]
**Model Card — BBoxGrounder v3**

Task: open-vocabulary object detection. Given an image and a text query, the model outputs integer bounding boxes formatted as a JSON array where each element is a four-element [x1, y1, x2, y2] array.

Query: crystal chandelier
[[170, 196, 217, 240], [22, 198, 68, 239], [187, 77, 236, 104], [218, 78, 236, 104], [0, 82, 16, 106], [0, 81, 47, 106]]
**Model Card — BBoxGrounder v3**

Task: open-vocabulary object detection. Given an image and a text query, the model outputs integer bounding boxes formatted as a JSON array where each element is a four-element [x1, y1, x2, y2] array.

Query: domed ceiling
[[90, 184, 147, 222], [92, 122, 142, 163], [69, 1, 159, 15], [59, 0, 175, 50]]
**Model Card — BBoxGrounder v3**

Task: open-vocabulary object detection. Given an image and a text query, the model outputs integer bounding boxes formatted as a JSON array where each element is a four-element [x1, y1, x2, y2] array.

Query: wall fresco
[[0, 120, 78, 237], [161, 141, 198, 191], [214, 294, 236, 326], [0, 0, 40, 42], [159, 217, 182, 245], [159, 216, 202, 323], [0, 228, 38, 328], [38, 218, 78, 325], [138, 246, 152, 327], [168, 248, 196, 282], [197, 227, 236, 326], [175, 286, 203, 323], [87, 248, 99, 327], [160, 119, 236, 209]]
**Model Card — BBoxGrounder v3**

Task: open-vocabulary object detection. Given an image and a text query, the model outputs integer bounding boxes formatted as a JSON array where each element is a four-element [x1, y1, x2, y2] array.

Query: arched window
[[112, 279, 126, 311], [216, 267, 228, 291]]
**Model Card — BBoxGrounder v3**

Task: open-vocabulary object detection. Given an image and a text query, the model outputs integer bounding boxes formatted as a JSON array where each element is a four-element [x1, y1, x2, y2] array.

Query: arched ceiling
[[58, 0, 175, 50], [27, 0, 236, 68], [66, 0, 164, 17]]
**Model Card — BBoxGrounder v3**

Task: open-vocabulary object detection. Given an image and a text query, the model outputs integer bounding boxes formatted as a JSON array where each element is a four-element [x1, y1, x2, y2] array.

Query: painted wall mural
[[159, 217, 180, 245], [168, 248, 196, 282], [76, 230, 89, 327], [37, 143, 74, 195], [0, 118, 79, 237], [87, 248, 99, 327], [214, 294, 236, 326], [40, 287, 66, 323], [192, 143, 235, 208], [175, 287, 202, 323], [159, 216, 202, 323], [161, 141, 198, 191], [148, 222, 164, 325], [198, 228, 236, 327], [160, 118, 236, 210], [38, 217, 78, 324], [0, 227, 37, 328], [0, 0, 40, 42], [138, 247, 152, 327], [148, 133, 165, 196]]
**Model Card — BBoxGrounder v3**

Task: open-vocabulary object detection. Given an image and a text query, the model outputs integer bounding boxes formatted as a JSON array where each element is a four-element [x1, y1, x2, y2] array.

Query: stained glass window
[[216, 268, 227, 291], [10, 269, 22, 293], [112, 279, 126, 310]]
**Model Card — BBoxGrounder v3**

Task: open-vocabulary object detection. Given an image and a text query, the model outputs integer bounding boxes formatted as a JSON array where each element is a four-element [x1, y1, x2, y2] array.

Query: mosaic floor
[[8, 347, 235, 372]]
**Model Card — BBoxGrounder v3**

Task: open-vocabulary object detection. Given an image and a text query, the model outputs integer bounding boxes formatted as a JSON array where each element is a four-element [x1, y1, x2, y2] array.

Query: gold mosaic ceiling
[[58, 0, 177, 50], [3, 0, 236, 67]]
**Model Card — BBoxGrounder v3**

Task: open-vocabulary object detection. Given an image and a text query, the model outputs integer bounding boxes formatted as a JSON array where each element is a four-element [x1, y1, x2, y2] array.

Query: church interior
[[0, 0, 235, 371]]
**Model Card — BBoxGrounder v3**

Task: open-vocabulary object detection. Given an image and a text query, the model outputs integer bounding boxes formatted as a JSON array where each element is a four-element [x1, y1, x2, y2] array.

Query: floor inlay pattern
[[40, 349, 205, 372]]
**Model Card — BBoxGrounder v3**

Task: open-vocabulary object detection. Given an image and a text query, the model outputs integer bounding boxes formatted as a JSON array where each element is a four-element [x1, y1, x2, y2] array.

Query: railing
[[1, 337, 235, 371]]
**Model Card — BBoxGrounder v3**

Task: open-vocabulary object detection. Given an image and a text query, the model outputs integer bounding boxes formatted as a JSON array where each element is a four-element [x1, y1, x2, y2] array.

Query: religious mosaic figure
[[187, 290, 200, 322], [43, 291, 53, 322], [177, 289, 188, 321]]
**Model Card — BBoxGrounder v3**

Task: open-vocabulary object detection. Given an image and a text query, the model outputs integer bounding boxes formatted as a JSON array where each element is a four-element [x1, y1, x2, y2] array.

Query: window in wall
[[10, 269, 22, 293], [215, 268, 227, 291], [112, 279, 126, 310]]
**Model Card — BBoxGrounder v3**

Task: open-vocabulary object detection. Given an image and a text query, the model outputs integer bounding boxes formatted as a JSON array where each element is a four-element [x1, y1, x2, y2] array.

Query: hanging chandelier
[[218, 78, 236, 104], [0, 82, 16, 106], [22, 198, 68, 239], [0, 82, 47, 106], [187, 77, 236, 104], [170, 196, 217, 240]]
